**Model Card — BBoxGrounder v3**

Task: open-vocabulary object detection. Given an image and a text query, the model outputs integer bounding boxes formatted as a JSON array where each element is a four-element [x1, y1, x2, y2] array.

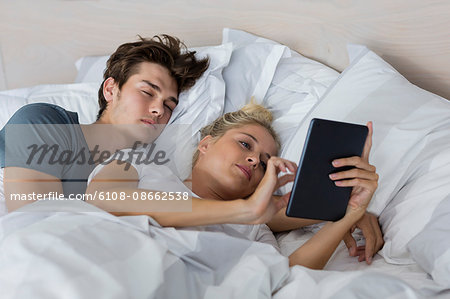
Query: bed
[[1, 1, 450, 298]]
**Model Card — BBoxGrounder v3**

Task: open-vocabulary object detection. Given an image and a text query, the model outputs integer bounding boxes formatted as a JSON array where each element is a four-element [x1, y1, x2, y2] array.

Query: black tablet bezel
[[285, 118, 368, 221]]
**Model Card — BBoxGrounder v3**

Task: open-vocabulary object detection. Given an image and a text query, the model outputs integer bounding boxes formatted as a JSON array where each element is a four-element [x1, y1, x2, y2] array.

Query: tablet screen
[[286, 118, 368, 221]]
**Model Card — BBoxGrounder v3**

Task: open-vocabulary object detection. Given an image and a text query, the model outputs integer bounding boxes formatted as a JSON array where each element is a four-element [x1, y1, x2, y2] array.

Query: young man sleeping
[[1, 35, 209, 210]]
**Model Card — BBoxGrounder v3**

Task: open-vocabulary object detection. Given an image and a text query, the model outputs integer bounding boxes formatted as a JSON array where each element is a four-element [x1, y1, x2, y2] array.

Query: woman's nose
[[247, 155, 260, 168]]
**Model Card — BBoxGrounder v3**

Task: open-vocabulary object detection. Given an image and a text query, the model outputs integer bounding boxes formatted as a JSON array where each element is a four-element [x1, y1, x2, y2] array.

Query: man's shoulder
[[8, 103, 79, 125]]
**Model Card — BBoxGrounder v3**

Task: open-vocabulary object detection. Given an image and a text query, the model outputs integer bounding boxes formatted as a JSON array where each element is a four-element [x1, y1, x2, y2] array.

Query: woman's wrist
[[342, 207, 366, 223], [232, 198, 268, 225], [223, 199, 254, 224]]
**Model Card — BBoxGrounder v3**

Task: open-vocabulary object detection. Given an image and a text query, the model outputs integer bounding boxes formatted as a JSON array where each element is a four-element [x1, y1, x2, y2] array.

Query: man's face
[[106, 62, 179, 127]]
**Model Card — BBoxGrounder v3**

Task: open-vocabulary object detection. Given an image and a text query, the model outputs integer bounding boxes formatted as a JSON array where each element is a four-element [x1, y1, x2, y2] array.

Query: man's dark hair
[[97, 34, 209, 120]]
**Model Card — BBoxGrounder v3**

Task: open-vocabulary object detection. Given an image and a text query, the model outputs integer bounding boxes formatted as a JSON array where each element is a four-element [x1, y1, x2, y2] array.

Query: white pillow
[[153, 43, 233, 178], [0, 82, 100, 128], [75, 55, 109, 83], [167, 43, 232, 126], [222, 28, 340, 148], [408, 195, 450, 287], [221, 28, 288, 113], [263, 51, 339, 151], [279, 45, 450, 264], [380, 127, 450, 264]]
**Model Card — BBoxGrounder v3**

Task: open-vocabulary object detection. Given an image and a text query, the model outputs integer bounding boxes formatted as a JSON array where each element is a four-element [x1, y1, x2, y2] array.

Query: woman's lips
[[236, 164, 251, 180]]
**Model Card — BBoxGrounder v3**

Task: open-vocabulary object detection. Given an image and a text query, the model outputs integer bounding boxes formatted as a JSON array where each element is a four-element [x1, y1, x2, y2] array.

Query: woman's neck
[[190, 167, 224, 201]]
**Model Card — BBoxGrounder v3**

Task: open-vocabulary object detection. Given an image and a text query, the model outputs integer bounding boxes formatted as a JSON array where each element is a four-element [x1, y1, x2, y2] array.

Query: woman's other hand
[[329, 121, 381, 263], [343, 212, 384, 264], [329, 121, 379, 217], [246, 157, 297, 224]]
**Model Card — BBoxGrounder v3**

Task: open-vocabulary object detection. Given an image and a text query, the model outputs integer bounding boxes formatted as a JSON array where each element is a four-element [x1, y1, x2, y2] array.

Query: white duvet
[[0, 200, 431, 299]]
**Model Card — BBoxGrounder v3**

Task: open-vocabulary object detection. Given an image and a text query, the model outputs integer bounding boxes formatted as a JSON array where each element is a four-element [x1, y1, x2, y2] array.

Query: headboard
[[1, 0, 449, 99]]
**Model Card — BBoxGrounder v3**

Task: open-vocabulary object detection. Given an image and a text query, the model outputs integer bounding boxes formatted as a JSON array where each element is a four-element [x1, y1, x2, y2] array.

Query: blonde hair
[[192, 102, 280, 166]]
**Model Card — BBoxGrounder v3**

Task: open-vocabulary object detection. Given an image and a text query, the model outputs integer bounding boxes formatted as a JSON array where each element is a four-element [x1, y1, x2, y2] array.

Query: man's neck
[[80, 123, 141, 164]]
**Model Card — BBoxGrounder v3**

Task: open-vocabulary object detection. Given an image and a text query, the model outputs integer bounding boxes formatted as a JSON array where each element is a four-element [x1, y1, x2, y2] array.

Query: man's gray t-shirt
[[0, 103, 95, 197]]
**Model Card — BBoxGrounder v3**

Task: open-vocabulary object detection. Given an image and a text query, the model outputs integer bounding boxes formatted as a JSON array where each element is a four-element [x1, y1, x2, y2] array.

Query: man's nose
[[149, 99, 164, 118]]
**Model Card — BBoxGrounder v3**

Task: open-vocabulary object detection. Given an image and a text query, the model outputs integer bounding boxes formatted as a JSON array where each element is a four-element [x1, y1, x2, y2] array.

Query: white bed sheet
[[0, 200, 445, 299], [276, 228, 449, 298]]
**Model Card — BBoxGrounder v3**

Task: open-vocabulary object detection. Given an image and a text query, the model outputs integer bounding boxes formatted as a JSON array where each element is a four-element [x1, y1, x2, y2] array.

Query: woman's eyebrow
[[241, 132, 258, 142], [241, 132, 271, 159]]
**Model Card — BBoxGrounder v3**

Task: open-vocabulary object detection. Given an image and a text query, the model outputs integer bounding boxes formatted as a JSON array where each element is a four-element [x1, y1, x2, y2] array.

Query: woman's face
[[194, 124, 278, 200]]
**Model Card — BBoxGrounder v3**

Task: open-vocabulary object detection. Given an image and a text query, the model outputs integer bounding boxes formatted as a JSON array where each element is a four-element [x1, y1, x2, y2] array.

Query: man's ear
[[197, 135, 214, 154], [103, 77, 117, 102]]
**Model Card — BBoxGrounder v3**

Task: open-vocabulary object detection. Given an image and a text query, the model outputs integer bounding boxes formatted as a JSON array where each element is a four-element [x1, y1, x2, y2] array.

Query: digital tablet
[[285, 118, 368, 221]]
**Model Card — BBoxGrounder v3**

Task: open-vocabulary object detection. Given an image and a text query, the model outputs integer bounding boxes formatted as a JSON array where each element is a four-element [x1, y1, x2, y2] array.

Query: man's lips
[[141, 119, 157, 129], [236, 164, 251, 180]]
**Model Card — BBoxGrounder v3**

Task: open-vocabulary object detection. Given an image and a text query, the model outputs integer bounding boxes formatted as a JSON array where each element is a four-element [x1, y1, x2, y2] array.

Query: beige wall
[[0, 0, 449, 99]]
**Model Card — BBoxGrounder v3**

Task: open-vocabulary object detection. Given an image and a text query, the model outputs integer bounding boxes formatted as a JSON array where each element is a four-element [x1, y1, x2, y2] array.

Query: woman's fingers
[[277, 192, 291, 209], [269, 157, 297, 174], [362, 224, 376, 264], [361, 121, 373, 162], [356, 247, 367, 262], [343, 231, 358, 256], [332, 156, 376, 172], [334, 178, 378, 191], [371, 214, 385, 254], [248, 157, 297, 224], [268, 157, 297, 190], [276, 173, 296, 189], [329, 167, 379, 181]]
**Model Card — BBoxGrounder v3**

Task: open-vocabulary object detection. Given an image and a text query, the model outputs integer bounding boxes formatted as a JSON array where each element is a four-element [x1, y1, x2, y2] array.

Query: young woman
[[86, 103, 379, 269]]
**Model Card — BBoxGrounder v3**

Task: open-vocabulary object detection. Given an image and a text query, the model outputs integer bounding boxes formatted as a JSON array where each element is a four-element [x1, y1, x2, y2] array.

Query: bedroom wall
[[0, 0, 449, 99], [0, 45, 6, 90]]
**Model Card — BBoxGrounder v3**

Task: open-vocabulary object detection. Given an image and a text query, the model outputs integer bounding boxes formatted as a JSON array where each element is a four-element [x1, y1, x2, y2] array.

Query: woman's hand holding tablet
[[286, 119, 378, 221], [329, 121, 378, 217]]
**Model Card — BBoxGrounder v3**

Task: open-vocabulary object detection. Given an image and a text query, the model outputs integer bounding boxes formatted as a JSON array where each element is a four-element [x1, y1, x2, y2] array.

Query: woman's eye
[[260, 161, 267, 171], [142, 91, 153, 97], [240, 141, 251, 149]]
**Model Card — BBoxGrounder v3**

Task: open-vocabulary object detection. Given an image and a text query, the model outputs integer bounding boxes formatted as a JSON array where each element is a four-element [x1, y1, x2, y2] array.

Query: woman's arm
[[288, 160, 378, 269], [267, 206, 322, 232], [94, 187, 252, 227], [288, 121, 379, 269], [268, 206, 384, 264], [86, 160, 248, 226], [288, 209, 364, 269], [86, 157, 295, 227]]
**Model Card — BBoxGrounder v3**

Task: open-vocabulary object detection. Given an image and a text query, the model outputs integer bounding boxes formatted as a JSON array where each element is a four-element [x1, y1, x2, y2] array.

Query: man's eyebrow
[[142, 80, 178, 104], [241, 132, 271, 159], [142, 80, 160, 92]]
